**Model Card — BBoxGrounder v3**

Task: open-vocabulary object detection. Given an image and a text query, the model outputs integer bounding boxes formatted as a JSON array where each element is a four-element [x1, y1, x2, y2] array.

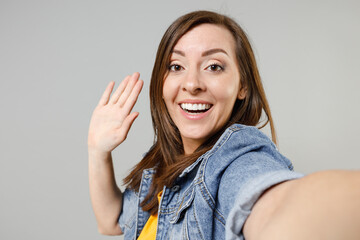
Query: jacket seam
[[195, 127, 241, 226], [124, 213, 136, 229], [198, 179, 226, 226], [192, 201, 205, 240]]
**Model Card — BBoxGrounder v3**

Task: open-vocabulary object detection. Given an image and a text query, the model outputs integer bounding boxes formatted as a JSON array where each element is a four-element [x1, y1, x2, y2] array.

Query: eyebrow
[[171, 48, 229, 57]]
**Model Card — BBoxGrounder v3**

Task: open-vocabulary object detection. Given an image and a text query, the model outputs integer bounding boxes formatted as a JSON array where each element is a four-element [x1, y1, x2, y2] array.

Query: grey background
[[1, 0, 359, 239]]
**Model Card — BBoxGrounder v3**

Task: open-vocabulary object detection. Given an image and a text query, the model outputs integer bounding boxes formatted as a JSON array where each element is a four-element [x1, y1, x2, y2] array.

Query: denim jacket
[[118, 124, 303, 239]]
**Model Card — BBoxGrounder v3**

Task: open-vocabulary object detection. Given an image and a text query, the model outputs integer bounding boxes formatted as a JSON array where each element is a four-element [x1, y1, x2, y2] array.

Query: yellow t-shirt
[[137, 191, 163, 240]]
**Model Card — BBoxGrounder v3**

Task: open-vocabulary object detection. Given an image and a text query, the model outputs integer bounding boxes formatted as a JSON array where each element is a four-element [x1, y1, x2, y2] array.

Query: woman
[[88, 10, 360, 239]]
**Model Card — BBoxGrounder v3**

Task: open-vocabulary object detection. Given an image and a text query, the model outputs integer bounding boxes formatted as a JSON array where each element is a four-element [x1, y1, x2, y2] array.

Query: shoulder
[[212, 124, 275, 151], [200, 124, 304, 238], [204, 124, 294, 178], [210, 124, 290, 166]]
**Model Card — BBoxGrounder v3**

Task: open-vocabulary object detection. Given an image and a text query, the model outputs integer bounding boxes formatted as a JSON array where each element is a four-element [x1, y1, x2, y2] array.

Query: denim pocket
[[170, 187, 195, 224]]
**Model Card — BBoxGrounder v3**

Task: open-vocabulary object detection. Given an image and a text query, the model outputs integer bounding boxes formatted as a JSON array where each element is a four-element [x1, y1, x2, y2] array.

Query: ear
[[237, 86, 247, 100]]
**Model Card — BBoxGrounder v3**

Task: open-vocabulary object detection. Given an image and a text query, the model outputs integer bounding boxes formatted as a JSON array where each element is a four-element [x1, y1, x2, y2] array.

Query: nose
[[182, 69, 205, 94]]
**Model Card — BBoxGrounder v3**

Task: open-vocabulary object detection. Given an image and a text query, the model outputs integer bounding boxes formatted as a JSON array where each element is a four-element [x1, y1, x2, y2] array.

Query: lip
[[178, 99, 213, 120]]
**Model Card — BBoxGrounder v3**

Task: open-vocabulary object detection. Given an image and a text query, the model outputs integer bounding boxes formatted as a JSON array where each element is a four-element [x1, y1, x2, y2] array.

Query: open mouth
[[180, 103, 212, 114]]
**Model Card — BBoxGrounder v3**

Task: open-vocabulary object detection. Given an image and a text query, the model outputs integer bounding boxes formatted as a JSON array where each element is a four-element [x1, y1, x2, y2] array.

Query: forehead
[[173, 23, 236, 54]]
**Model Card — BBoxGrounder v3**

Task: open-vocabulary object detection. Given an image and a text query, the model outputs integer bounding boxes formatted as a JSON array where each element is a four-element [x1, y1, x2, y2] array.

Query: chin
[[180, 129, 212, 143]]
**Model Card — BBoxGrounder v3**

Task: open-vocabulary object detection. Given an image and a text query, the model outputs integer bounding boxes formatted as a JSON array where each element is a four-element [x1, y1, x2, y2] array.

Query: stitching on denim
[[197, 155, 217, 209], [210, 125, 241, 155], [183, 212, 189, 240], [197, 180, 225, 225], [192, 202, 205, 240], [136, 171, 150, 238], [178, 125, 242, 179], [159, 186, 182, 215], [198, 179, 215, 208], [193, 127, 240, 226], [196, 126, 239, 186], [160, 206, 178, 212], [164, 219, 174, 240], [174, 194, 186, 216], [213, 210, 226, 226], [170, 188, 194, 221], [159, 208, 176, 214], [124, 213, 136, 229]]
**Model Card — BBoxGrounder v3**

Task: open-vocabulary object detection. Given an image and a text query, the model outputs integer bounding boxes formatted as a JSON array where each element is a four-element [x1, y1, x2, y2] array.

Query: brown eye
[[169, 64, 183, 72], [207, 64, 223, 72]]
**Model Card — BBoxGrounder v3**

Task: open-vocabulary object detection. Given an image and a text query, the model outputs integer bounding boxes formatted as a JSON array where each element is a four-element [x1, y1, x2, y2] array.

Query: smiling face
[[162, 23, 245, 154]]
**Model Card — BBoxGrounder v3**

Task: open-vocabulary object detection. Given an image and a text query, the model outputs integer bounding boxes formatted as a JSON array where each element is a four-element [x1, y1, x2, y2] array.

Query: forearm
[[87, 74, 143, 235], [88, 149, 123, 235], [259, 170, 360, 240]]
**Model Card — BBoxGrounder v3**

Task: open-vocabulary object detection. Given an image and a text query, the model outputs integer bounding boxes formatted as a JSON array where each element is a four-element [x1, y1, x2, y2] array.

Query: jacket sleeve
[[203, 125, 303, 240], [218, 139, 304, 239], [223, 152, 303, 240], [118, 188, 138, 237]]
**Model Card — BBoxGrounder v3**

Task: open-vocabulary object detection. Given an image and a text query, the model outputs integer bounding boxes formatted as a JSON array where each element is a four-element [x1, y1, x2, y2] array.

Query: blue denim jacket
[[118, 124, 303, 239]]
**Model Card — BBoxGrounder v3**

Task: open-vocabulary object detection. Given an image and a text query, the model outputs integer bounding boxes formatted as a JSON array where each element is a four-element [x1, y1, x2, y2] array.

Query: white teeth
[[180, 103, 211, 111]]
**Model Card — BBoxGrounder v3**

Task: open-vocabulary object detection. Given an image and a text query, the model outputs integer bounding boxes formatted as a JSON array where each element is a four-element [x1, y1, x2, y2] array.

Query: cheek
[[163, 79, 177, 100], [210, 80, 239, 102]]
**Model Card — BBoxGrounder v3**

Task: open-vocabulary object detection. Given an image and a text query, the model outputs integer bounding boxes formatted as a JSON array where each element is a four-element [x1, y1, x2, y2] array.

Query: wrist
[[88, 148, 112, 162]]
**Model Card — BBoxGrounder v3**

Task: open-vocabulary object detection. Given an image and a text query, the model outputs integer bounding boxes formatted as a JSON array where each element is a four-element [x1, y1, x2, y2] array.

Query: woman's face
[[163, 23, 245, 154]]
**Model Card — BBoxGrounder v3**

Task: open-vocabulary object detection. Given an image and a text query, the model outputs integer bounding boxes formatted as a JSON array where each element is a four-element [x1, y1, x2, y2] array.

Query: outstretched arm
[[88, 73, 143, 235], [243, 170, 360, 240]]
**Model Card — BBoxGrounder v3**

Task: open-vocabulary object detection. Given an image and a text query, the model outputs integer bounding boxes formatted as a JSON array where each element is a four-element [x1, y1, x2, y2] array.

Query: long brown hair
[[123, 10, 276, 215]]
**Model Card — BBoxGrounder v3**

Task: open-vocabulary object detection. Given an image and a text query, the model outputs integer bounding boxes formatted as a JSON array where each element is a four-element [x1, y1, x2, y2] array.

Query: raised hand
[[88, 72, 144, 154]]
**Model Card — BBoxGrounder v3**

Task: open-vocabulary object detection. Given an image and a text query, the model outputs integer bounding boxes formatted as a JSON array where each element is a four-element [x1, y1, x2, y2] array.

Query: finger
[[117, 112, 139, 141], [109, 75, 131, 104], [97, 81, 115, 106], [117, 72, 140, 107], [121, 79, 143, 115]]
